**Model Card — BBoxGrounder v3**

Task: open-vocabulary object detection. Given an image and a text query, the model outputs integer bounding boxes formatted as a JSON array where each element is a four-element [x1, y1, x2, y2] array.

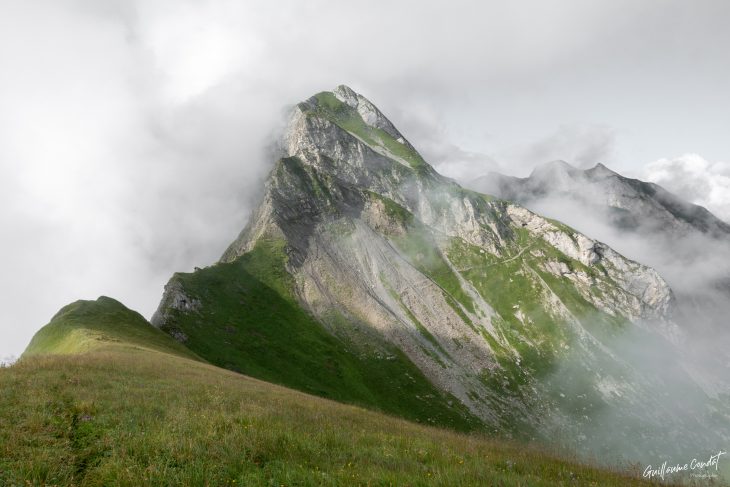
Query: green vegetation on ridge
[[310, 91, 430, 173], [158, 238, 481, 431], [444, 225, 633, 410], [23, 296, 199, 361]]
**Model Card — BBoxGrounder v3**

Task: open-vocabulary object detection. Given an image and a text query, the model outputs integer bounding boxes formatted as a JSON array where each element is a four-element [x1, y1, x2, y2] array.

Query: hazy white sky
[[2, 0, 729, 359]]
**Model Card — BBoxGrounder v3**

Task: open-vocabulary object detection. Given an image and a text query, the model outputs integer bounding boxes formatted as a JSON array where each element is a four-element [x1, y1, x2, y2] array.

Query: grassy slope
[[23, 296, 199, 361], [0, 347, 661, 486], [159, 238, 481, 432]]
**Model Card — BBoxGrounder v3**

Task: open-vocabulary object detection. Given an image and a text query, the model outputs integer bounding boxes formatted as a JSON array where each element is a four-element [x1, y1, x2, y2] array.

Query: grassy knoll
[[23, 296, 200, 361]]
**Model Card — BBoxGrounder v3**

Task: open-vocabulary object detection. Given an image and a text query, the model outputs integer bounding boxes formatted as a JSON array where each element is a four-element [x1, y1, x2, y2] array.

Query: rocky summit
[[152, 86, 728, 462], [472, 160, 730, 239]]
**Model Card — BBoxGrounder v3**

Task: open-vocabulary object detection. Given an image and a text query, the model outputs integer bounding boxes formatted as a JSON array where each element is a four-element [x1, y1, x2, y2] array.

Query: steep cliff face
[[152, 86, 726, 459], [471, 160, 730, 399]]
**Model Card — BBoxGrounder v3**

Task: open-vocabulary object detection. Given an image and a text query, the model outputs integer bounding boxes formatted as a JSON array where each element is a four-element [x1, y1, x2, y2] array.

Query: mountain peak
[[586, 162, 617, 177], [332, 84, 359, 106], [469, 158, 730, 239], [528, 161, 618, 180], [282, 86, 432, 179], [529, 159, 576, 177], [527, 160, 581, 189], [314, 85, 407, 142]]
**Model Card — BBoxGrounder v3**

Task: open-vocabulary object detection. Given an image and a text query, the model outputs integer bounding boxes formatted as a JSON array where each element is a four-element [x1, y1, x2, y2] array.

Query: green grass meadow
[[1, 346, 665, 486]]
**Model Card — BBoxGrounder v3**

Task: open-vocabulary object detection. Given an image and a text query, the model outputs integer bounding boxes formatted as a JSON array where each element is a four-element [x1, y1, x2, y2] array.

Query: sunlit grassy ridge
[[23, 296, 200, 361], [1, 346, 661, 486]]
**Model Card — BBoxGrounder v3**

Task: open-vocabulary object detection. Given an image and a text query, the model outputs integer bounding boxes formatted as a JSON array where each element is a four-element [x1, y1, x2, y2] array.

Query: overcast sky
[[2, 0, 729, 360]]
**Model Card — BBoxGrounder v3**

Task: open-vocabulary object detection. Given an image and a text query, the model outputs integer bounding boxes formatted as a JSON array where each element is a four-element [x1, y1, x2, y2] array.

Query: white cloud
[[385, 100, 500, 181], [644, 154, 730, 222], [1, 0, 730, 359]]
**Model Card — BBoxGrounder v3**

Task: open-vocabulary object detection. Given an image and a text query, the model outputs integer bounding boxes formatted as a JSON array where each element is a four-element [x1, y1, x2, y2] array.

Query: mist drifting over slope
[[466, 163, 730, 480]]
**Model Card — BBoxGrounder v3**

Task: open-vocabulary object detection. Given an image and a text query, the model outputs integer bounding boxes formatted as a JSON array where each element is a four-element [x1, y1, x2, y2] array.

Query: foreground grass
[[0, 348, 664, 486]]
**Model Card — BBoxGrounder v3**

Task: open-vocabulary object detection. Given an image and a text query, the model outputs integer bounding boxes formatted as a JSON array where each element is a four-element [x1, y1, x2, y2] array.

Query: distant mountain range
[[471, 160, 730, 239]]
